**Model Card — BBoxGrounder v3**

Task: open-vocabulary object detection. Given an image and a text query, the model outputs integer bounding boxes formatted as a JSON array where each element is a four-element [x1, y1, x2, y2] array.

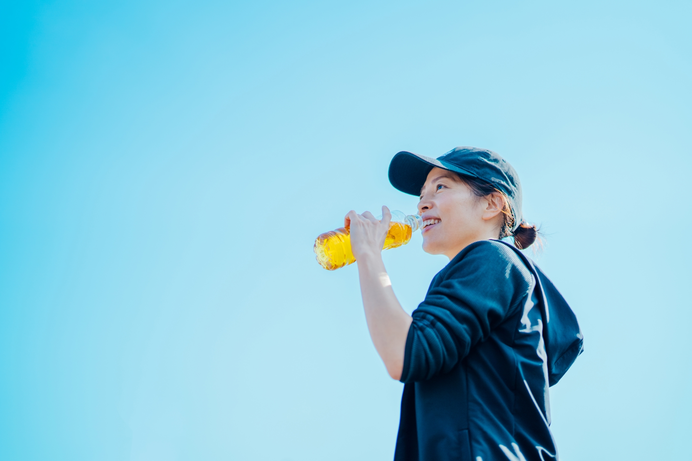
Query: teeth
[[423, 219, 440, 228]]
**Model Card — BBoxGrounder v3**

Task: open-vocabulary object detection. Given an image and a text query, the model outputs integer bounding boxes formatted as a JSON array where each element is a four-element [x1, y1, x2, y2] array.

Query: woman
[[346, 147, 583, 461]]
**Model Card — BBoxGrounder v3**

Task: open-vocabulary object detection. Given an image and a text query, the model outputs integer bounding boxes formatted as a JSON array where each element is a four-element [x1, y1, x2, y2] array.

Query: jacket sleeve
[[399, 242, 532, 383]]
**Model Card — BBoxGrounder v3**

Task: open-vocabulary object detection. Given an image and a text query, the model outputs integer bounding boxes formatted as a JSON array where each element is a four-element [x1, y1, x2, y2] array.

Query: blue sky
[[1, 1, 691, 460]]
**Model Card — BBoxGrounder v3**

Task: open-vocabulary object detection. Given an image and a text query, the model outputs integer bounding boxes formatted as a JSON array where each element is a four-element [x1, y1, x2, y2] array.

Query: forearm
[[356, 251, 413, 380]]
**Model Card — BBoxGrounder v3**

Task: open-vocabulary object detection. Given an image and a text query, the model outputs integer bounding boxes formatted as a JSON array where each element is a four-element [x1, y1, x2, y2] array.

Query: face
[[417, 167, 495, 260]]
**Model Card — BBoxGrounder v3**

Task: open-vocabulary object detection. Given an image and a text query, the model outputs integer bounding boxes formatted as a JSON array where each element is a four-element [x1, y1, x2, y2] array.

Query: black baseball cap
[[388, 146, 524, 232]]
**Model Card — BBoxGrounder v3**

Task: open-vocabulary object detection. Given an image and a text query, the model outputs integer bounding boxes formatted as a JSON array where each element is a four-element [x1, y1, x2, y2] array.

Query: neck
[[444, 226, 502, 260]]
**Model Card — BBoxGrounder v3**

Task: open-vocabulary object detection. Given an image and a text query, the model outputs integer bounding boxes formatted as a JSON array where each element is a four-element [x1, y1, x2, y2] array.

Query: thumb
[[381, 205, 392, 226]]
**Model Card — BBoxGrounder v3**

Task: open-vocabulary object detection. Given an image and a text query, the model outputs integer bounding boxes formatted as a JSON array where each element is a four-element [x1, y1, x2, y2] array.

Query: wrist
[[356, 249, 383, 264], [356, 251, 387, 277]]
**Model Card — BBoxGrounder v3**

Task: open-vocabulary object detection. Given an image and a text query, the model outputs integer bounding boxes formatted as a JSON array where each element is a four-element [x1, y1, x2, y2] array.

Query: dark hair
[[456, 174, 540, 249]]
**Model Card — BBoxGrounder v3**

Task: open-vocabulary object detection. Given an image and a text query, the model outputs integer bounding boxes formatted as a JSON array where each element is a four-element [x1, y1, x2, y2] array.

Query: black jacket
[[395, 240, 583, 461]]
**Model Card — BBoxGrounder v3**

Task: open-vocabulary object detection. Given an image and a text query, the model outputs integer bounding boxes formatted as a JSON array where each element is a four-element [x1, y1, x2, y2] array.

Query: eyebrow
[[420, 173, 459, 196]]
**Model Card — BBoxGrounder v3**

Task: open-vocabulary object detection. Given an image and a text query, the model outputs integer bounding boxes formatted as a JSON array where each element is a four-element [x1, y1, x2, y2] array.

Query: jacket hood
[[500, 241, 584, 385]]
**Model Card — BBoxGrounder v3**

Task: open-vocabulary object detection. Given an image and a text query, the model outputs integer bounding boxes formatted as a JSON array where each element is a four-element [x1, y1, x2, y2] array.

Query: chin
[[421, 240, 445, 256]]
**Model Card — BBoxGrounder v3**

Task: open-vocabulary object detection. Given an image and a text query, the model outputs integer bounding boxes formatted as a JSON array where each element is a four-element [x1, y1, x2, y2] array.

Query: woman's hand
[[345, 206, 392, 261]]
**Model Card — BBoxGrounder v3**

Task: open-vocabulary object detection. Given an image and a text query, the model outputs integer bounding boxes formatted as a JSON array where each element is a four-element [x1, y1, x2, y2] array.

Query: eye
[[436, 184, 446, 191]]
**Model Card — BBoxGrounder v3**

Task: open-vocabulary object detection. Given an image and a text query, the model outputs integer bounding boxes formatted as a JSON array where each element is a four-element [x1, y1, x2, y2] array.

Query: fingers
[[344, 210, 358, 228], [345, 207, 392, 226], [361, 210, 377, 222]]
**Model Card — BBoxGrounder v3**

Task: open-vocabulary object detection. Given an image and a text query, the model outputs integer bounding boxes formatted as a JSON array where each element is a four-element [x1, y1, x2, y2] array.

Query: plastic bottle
[[314, 211, 422, 271]]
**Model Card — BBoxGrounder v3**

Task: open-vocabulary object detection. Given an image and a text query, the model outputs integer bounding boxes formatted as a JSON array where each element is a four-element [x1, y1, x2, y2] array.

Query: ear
[[481, 192, 505, 221]]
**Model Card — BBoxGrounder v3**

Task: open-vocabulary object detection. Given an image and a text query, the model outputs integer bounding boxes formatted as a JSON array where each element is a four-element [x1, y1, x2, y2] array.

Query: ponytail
[[513, 222, 539, 250]]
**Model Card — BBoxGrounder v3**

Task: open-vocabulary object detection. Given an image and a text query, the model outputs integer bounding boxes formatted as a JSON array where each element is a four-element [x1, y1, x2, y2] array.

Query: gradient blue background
[[1, 1, 690, 460]]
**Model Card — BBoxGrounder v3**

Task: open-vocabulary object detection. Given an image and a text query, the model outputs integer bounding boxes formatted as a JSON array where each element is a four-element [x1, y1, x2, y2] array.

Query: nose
[[417, 196, 432, 214]]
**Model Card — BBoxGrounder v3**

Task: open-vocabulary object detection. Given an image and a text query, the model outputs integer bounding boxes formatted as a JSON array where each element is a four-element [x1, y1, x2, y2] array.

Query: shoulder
[[439, 240, 534, 289], [419, 240, 535, 329], [463, 239, 529, 266]]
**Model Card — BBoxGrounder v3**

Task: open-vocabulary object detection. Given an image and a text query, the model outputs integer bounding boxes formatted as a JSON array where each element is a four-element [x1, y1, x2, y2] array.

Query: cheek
[[443, 195, 476, 223]]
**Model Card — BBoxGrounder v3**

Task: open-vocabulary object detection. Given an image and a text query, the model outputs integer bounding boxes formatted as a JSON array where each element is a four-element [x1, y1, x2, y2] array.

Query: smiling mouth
[[422, 219, 440, 232]]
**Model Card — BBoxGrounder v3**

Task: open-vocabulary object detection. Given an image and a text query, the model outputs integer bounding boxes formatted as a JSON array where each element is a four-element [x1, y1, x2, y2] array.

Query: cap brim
[[388, 151, 479, 196]]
